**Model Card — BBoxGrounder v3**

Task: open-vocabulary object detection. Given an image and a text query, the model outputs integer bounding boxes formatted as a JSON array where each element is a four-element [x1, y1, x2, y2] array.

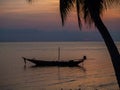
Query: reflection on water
[[22, 66, 87, 90], [0, 42, 120, 90]]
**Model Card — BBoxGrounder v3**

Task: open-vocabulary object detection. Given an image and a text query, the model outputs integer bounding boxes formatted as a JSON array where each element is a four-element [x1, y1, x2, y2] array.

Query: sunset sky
[[0, 0, 120, 41]]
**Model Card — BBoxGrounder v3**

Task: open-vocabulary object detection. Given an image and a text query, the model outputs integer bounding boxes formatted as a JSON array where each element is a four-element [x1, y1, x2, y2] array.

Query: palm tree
[[60, 0, 120, 87]]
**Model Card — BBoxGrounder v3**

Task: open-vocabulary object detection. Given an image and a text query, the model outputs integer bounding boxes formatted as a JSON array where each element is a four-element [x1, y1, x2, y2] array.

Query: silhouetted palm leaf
[[60, 0, 75, 26], [27, 0, 32, 3], [60, 0, 120, 29], [76, 0, 82, 28]]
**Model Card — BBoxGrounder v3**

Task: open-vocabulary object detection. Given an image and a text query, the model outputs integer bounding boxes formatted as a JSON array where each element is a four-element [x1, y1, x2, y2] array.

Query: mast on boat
[[58, 47, 60, 61]]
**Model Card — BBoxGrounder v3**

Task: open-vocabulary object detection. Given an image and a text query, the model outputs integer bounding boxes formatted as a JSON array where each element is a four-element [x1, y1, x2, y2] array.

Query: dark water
[[0, 42, 120, 90]]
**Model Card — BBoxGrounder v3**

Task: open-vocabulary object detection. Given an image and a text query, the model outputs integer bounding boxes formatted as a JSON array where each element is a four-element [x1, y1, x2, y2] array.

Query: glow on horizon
[[103, 7, 120, 19], [0, 0, 59, 14]]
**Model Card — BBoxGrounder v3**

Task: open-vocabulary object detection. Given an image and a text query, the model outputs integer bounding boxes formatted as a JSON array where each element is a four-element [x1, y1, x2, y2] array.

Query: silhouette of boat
[[22, 47, 87, 67], [22, 56, 86, 67]]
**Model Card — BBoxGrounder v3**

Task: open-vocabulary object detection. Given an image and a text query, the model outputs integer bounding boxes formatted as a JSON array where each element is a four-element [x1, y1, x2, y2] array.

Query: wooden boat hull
[[22, 47, 87, 67], [22, 57, 86, 67]]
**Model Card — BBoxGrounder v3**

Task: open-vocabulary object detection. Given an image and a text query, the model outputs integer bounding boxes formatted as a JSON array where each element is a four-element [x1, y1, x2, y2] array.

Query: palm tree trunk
[[91, 13, 120, 87]]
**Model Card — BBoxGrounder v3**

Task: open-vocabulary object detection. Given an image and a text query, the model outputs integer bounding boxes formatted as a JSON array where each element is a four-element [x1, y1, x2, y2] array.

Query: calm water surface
[[0, 42, 120, 90]]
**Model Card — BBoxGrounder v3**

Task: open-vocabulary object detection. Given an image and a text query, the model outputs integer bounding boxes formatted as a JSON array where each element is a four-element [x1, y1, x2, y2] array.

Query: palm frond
[[105, 0, 120, 7], [60, 0, 75, 26], [59, 0, 120, 28], [76, 0, 82, 29], [83, 0, 104, 23]]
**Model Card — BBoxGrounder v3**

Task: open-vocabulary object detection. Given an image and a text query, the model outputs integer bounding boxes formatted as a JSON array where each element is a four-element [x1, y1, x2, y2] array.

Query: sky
[[0, 0, 120, 42]]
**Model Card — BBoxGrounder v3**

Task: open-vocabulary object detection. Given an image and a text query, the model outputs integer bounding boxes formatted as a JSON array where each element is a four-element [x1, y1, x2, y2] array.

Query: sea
[[0, 42, 120, 90]]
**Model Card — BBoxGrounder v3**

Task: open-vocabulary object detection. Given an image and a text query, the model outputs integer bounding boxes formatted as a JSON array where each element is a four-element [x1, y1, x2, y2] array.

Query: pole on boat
[[58, 47, 60, 61], [58, 47, 61, 80]]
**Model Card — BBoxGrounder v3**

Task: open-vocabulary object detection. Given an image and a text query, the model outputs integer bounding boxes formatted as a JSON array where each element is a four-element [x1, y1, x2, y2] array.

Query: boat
[[22, 47, 87, 67], [22, 56, 86, 67]]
